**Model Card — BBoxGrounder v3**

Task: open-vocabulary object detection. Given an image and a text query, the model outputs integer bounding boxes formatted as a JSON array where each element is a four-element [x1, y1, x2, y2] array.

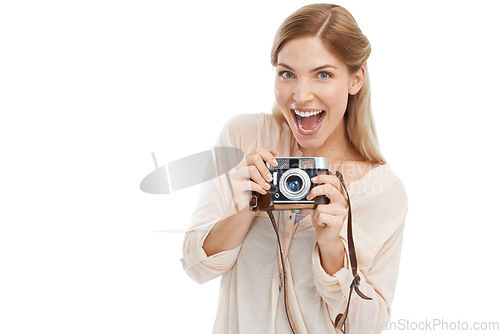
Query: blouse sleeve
[[180, 115, 258, 284], [311, 174, 408, 333], [180, 177, 242, 284]]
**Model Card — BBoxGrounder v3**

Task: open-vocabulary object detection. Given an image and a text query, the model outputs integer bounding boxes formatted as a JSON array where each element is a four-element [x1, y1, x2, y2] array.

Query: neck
[[298, 121, 363, 172], [299, 122, 351, 159]]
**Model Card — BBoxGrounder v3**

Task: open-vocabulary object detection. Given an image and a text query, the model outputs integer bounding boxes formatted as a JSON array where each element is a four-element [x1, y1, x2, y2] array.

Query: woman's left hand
[[306, 173, 348, 244]]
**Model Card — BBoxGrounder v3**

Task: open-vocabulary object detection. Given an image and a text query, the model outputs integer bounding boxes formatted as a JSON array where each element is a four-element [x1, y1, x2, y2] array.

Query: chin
[[294, 135, 327, 153]]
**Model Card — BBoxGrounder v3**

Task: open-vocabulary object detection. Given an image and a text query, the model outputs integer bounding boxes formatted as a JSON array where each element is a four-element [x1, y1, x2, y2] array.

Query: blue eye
[[318, 72, 331, 79], [279, 71, 295, 79]]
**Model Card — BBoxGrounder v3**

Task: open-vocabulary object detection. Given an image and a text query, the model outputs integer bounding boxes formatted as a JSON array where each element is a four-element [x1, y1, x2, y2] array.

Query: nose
[[293, 78, 314, 104]]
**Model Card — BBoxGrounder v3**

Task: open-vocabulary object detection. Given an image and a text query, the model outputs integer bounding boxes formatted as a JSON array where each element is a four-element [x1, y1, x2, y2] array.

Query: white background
[[1, 0, 499, 333]]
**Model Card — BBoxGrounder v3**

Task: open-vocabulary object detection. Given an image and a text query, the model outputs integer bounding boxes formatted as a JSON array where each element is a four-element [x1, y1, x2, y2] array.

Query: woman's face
[[274, 36, 364, 151]]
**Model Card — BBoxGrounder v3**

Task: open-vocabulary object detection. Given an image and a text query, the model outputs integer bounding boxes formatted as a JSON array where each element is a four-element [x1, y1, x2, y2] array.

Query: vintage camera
[[250, 157, 331, 212]]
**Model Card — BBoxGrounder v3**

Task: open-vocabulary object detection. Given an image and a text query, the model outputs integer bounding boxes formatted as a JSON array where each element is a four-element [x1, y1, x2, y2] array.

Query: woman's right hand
[[203, 148, 279, 256], [227, 148, 279, 211]]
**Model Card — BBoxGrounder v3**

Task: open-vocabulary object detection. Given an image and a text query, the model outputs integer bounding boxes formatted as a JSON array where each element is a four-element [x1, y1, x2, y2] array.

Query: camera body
[[250, 157, 330, 212]]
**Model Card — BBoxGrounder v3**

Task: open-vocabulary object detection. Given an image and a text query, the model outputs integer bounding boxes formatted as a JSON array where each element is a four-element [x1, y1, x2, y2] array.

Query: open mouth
[[291, 109, 325, 135]]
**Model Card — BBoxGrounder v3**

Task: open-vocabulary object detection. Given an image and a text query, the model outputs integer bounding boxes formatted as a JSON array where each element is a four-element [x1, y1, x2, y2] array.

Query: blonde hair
[[270, 4, 386, 164]]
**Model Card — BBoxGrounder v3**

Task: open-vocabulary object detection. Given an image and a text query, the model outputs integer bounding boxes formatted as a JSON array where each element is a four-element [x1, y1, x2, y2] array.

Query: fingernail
[[266, 174, 273, 182], [264, 183, 270, 190], [311, 177, 317, 182], [272, 159, 278, 167]]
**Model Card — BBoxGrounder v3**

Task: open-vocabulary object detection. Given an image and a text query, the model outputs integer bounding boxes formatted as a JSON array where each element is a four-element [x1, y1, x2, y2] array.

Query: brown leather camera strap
[[333, 170, 372, 333], [267, 210, 298, 334], [267, 170, 371, 334]]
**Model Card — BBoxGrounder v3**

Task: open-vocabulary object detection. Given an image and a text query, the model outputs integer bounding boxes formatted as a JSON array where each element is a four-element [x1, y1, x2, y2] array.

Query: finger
[[233, 148, 275, 189], [310, 175, 346, 200], [246, 153, 274, 183], [307, 183, 344, 202], [230, 165, 269, 193], [244, 180, 268, 195], [230, 165, 252, 180], [235, 148, 278, 173], [254, 147, 279, 168], [313, 203, 348, 216], [316, 212, 344, 229], [231, 170, 269, 195], [269, 149, 279, 158], [313, 203, 346, 220], [311, 174, 342, 191], [245, 165, 271, 192]]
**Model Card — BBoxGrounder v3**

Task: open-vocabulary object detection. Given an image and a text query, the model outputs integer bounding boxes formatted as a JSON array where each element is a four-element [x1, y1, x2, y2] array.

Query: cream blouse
[[181, 113, 408, 333]]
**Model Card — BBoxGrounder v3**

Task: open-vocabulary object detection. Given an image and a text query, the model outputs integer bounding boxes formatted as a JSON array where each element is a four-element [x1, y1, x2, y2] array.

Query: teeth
[[293, 109, 323, 117], [295, 110, 325, 132]]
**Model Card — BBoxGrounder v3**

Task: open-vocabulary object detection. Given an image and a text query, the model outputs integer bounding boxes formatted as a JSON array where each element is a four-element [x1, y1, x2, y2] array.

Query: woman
[[181, 4, 407, 333]]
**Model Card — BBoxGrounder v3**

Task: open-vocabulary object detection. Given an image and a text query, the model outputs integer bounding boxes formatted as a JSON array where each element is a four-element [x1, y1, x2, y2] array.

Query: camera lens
[[279, 169, 311, 201], [286, 176, 303, 192]]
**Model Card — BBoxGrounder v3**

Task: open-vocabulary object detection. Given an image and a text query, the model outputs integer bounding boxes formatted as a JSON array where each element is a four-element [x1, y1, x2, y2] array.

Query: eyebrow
[[277, 63, 338, 72]]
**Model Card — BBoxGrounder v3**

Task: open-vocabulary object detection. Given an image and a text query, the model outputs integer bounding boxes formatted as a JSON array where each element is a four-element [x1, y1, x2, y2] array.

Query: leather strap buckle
[[353, 273, 361, 288], [249, 193, 258, 212]]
